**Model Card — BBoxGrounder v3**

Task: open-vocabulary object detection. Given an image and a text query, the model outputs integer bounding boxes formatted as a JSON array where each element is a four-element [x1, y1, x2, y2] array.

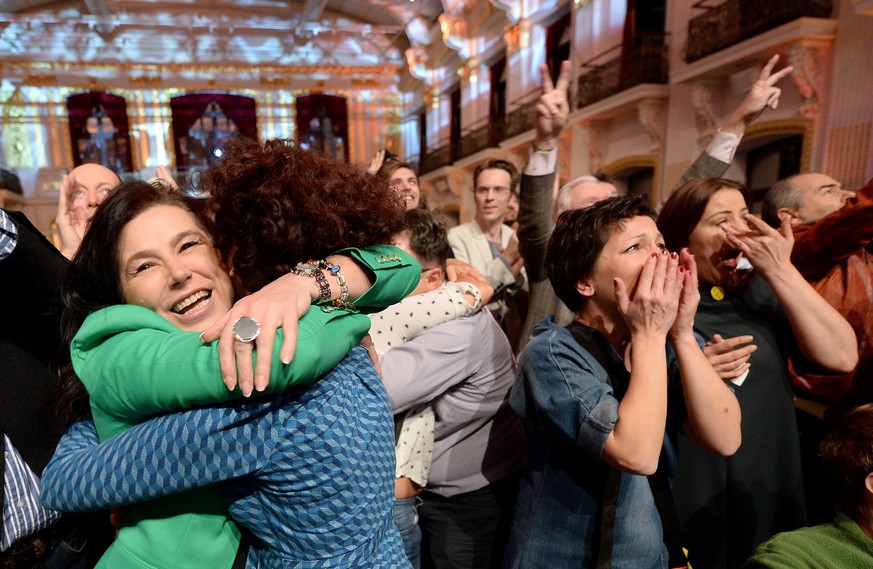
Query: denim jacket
[[504, 318, 688, 569]]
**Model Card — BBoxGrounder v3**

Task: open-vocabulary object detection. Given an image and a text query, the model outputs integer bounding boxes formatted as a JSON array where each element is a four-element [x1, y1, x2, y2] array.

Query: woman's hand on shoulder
[[200, 273, 317, 397], [446, 259, 493, 306], [615, 249, 683, 339]]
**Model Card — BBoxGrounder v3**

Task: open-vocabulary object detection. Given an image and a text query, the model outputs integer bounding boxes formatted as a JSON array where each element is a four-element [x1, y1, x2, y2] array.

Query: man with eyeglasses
[[448, 159, 526, 330]]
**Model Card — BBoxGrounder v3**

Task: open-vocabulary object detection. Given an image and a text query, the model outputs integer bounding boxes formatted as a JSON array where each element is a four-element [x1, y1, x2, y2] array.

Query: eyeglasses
[[474, 186, 510, 196]]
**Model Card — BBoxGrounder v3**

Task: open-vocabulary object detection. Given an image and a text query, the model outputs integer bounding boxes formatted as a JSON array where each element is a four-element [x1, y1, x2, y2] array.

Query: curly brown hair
[[201, 138, 406, 292]]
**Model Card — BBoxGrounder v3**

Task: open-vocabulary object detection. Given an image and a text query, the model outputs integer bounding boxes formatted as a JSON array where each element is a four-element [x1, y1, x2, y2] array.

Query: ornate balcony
[[457, 118, 500, 160], [502, 89, 540, 141], [577, 36, 668, 109], [686, 0, 834, 62], [419, 141, 454, 175]]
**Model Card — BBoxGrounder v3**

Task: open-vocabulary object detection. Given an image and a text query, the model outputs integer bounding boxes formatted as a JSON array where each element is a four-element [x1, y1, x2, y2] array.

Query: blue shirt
[[41, 347, 411, 568], [504, 318, 688, 569]]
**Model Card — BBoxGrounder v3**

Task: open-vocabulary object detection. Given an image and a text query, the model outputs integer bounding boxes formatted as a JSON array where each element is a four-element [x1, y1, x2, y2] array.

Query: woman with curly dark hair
[[207, 138, 408, 293], [41, 140, 421, 569]]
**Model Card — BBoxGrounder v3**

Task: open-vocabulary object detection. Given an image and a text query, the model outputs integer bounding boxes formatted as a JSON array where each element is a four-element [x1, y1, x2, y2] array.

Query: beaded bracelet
[[291, 259, 356, 311], [323, 262, 355, 311], [290, 260, 331, 303]]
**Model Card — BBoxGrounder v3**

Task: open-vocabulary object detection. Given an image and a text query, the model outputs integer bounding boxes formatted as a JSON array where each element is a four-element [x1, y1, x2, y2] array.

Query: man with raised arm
[[517, 55, 793, 351]]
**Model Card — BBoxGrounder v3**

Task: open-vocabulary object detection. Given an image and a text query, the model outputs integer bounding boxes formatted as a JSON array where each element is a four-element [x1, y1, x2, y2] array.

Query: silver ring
[[232, 316, 261, 343]]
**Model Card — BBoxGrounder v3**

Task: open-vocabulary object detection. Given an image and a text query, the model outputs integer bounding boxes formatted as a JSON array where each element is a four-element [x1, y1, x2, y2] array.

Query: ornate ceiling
[[0, 0, 446, 91]]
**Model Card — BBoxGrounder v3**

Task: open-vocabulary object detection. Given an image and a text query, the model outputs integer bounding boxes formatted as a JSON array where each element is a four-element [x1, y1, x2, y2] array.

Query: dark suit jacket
[[0, 210, 68, 475]]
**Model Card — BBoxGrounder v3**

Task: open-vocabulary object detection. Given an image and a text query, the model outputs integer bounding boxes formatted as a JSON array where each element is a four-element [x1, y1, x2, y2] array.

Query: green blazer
[[69, 246, 419, 569]]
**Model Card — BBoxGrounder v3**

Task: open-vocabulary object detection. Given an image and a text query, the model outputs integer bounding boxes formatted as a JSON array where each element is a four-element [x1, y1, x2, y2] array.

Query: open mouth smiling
[[172, 290, 212, 315]]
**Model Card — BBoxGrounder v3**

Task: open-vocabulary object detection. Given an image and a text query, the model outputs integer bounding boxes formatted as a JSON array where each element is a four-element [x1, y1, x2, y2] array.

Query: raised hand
[[723, 54, 794, 135], [367, 148, 387, 174], [155, 166, 179, 190], [500, 233, 522, 267], [56, 172, 88, 259], [534, 60, 571, 148]]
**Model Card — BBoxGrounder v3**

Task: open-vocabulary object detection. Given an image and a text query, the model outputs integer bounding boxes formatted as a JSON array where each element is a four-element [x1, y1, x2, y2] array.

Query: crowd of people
[[0, 53, 872, 569]]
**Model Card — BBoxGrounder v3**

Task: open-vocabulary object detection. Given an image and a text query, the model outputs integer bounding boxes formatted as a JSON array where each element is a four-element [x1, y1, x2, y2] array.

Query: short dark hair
[[473, 159, 519, 193], [657, 178, 748, 251], [546, 195, 654, 313], [400, 209, 450, 271], [377, 158, 418, 185], [820, 404, 873, 520], [59, 180, 208, 426], [761, 176, 802, 228], [201, 138, 406, 292]]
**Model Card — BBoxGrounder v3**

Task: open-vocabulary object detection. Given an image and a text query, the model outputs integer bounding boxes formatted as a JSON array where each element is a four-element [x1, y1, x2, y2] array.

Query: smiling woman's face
[[687, 188, 749, 285], [117, 205, 234, 332]]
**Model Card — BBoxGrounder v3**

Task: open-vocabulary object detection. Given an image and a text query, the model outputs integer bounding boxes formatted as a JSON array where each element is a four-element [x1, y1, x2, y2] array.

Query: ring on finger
[[232, 316, 261, 343]]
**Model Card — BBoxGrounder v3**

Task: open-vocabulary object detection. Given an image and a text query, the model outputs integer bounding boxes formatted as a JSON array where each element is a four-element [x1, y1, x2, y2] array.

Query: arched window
[[296, 94, 349, 161], [67, 92, 133, 174], [170, 93, 258, 174]]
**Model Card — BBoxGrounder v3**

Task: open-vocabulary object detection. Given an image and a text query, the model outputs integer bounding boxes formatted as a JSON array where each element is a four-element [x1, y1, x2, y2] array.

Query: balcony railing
[[457, 117, 500, 160], [686, 0, 833, 62], [502, 89, 540, 141], [419, 141, 454, 175], [577, 35, 668, 109]]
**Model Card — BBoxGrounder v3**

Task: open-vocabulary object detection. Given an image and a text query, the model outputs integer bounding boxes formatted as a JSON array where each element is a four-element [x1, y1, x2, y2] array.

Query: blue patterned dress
[[42, 346, 411, 568]]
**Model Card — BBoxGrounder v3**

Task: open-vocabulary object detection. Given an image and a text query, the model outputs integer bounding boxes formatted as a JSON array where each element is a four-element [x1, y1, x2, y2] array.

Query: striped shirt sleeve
[[0, 210, 18, 261], [1, 436, 61, 551]]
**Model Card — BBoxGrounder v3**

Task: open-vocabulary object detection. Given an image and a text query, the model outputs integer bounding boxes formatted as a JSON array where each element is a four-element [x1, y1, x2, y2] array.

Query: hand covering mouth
[[719, 249, 744, 270]]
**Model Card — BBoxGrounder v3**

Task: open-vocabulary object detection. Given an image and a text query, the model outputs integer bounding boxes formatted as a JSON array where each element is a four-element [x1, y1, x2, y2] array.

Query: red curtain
[[295, 94, 349, 162], [170, 93, 258, 171], [66, 91, 133, 173]]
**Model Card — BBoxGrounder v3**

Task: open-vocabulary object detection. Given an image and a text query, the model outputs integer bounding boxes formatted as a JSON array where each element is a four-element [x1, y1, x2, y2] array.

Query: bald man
[[762, 174, 873, 405], [56, 163, 121, 259]]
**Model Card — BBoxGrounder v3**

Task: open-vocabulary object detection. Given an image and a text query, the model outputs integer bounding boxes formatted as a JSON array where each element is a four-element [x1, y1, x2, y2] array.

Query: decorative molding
[[586, 121, 610, 174], [852, 0, 873, 15], [489, 0, 520, 24], [131, 76, 163, 88], [504, 18, 529, 55], [637, 98, 667, 152], [744, 118, 815, 173], [22, 75, 58, 87], [439, 13, 468, 56], [689, 79, 722, 146], [787, 44, 823, 119], [672, 17, 838, 85], [601, 154, 660, 206]]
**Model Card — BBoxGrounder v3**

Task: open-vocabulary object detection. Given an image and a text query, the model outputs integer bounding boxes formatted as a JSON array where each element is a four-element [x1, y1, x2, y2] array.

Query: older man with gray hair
[[761, 173, 873, 405]]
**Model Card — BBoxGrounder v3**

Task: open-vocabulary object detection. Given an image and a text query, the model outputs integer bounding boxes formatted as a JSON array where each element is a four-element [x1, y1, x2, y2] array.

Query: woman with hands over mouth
[[657, 178, 857, 569], [504, 196, 740, 569], [43, 139, 421, 569]]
